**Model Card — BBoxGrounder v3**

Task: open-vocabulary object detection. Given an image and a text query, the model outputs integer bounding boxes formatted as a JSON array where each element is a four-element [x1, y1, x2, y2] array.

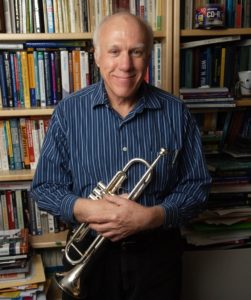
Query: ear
[[94, 48, 100, 67]]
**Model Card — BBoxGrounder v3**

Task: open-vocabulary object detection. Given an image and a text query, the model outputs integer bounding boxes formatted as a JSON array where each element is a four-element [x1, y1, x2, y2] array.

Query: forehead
[[99, 16, 147, 46]]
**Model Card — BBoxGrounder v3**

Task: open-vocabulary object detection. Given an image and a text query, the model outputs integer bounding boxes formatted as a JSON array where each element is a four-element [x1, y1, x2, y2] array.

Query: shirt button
[[122, 147, 128, 152]]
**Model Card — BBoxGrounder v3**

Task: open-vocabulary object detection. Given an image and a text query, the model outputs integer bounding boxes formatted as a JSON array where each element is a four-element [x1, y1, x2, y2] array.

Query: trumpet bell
[[55, 269, 81, 299]]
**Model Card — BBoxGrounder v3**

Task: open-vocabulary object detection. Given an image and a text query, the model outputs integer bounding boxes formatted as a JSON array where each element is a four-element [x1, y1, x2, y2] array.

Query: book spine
[[19, 118, 30, 169], [9, 53, 18, 107], [15, 189, 24, 228], [33, 0, 41, 32], [44, 51, 52, 106], [72, 50, 81, 92], [0, 120, 9, 170], [31, 119, 40, 169], [38, 51, 46, 107], [4, 120, 15, 170], [27, 51, 37, 107], [50, 51, 57, 105], [60, 50, 70, 98], [0, 53, 8, 107], [20, 51, 31, 108], [9, 118, 23, 170], [5, 190, 15, 230], [25, 118, 36, 170], [46, 0, 55, 33], [3, 52, 14, 107], [16, 51, 25, 107], [0, 191, 9, 230]]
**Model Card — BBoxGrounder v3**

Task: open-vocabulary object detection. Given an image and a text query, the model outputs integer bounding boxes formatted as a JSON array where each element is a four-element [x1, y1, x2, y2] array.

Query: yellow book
[[27, 51, 36, 107], [19, 118, 30, 169], [21, 51, 31, 108]]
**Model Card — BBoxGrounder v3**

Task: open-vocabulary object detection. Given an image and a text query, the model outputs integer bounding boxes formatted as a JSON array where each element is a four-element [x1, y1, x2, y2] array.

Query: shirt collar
[[92, 79, 162, 111]]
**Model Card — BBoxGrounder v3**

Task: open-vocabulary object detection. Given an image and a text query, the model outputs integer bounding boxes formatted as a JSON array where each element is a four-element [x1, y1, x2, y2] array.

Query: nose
[[119, 52, 133, 71]]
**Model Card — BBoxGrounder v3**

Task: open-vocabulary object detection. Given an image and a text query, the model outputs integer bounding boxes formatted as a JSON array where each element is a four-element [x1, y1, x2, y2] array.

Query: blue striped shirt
[[31, 80, 211, 228]]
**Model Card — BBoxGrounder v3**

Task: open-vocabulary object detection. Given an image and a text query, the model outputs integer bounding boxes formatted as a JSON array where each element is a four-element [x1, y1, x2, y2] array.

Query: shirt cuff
[[60, 193, 80, 223]]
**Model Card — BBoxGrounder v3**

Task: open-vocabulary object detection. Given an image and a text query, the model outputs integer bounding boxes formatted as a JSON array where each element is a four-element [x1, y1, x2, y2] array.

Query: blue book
[[0, 53, 8, 107], [16, 52, 25, 107], [44, 51, 52, 106], [25, 41, 84, 48], [3, 52, 13, 107]]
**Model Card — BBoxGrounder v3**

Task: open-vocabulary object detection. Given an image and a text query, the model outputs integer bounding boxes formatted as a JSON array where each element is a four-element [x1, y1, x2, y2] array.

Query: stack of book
[[0, 228, 30, 282], [179, 87, 236, 108], [0, 228, 46, 299]]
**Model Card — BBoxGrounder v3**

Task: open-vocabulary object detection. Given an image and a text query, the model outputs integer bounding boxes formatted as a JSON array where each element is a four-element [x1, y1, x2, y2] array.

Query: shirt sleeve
[[159, 108, 212, 228], [31, 106, 78, 224]]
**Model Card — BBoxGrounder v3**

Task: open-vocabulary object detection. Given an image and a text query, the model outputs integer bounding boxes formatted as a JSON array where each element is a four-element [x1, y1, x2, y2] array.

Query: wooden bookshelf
[[181, 28, 251, 37], [30, 230, 68, 248]]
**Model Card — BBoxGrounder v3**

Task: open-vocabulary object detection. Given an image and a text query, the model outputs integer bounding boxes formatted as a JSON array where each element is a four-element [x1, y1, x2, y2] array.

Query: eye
[[109, 48, 120, 56], [132, 49, 144, 57]]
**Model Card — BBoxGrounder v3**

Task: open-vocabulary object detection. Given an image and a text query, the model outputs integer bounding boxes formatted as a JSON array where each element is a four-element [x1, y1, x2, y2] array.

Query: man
[[31, 12, 211, 300]]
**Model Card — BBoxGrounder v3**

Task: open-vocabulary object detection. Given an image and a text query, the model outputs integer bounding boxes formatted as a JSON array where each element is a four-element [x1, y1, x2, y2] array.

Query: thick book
[[0, 228, 29, 256]]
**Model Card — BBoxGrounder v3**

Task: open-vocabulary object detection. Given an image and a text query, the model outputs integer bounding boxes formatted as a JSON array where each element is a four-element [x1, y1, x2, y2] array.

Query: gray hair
[[93, 12, 154, 56]]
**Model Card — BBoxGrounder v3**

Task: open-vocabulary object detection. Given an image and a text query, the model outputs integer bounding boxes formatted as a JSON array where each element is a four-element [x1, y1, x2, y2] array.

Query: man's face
[[95, 16, 149, 103]]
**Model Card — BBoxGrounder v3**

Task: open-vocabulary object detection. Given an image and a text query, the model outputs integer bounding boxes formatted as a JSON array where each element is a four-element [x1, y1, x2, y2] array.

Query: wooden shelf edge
[[0, 31, 165, 41], [0, 107, 54, 117], [30, 230, 68, 248], [0, 169, 35, 181], [181, 28, 251, 37]]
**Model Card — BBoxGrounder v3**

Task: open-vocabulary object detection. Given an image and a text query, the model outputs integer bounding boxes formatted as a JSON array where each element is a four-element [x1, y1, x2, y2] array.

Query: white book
[[0, 120, 9, 171], [130, 0, 136, 15], [181, 35, 241, 49], [154, 42, 162, 88], [34, 0, 42, 33], [34, 201, 42, 235], [38, 52, 46, 107], [80, 50, 89, 88], [42, 0, 48, 33], [0, 43, 24, 50], [60, 50, 70, 98], [68, 0, 75, 32], [38, 119, 45, 149], [47, 213, 55, 233], [3, 0, 12, 33], [21, 0, 27, 33], [31, 120, 40, 170]]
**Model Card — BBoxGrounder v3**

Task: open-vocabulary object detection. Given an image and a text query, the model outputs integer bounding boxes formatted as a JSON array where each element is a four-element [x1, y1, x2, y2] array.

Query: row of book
[[0, 41, 162, 108], [0, 45, 96, 108], [0, 117, 50, 171], [0, 182, 67, 236], [0, 0, 163, 34], [181, 0, 251, 29], [181, 37, 251, 91]]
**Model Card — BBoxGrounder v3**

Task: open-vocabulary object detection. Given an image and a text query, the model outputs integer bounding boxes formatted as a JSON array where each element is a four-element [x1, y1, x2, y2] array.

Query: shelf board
[[236, 99, 251, 107], [211, 183, 251, 194], [0, 107, 54, 117], [0, 169, 35, 181], [30, 230, 68, 248], [181, 28, 251, 37], [0, 31, 165, 41], [0, 32, 93, 41]]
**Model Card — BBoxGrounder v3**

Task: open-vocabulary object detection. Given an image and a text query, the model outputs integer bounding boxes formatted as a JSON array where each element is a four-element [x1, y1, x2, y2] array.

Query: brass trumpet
[[55, 148, 168, 298]]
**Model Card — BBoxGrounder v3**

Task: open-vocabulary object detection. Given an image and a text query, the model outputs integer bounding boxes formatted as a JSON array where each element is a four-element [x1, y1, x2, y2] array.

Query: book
[[181, 35, 241, 49], [0, 254, 45, 289], [0, 228, 29, 256]]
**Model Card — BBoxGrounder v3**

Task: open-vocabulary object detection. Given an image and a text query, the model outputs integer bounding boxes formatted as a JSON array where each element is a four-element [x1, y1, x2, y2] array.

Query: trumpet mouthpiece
[[159, 148, 168, 155]]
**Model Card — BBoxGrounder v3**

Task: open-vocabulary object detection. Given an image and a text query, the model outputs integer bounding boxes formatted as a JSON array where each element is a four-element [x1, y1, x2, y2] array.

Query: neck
[[110, 98, 137, 118]]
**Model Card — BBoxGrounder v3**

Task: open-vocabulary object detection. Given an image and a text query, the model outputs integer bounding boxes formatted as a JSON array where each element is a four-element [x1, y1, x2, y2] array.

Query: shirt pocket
[[143, 148, 180, 195]]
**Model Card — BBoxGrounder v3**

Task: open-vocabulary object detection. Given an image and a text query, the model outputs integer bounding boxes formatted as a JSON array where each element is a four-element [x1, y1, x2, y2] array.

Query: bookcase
[[0, 0, 173, 296], [173, 1, 251, 300]]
